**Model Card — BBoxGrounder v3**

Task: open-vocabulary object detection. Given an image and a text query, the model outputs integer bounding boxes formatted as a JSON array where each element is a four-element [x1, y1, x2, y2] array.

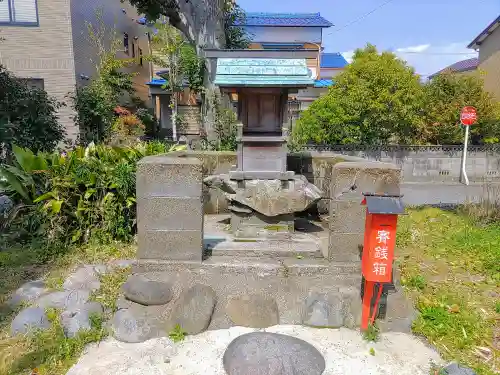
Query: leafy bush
[[292, 44, 500, 147], [0, 65, 65, 158], [0, 142, 182, 247]]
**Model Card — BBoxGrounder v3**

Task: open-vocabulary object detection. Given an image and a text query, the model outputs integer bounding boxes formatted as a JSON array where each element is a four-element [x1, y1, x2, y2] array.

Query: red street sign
[[460, 106, 477, 126]]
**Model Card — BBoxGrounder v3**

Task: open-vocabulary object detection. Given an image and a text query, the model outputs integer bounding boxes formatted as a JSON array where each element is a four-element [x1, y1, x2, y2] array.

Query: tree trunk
[[163, 0, 226, 140]]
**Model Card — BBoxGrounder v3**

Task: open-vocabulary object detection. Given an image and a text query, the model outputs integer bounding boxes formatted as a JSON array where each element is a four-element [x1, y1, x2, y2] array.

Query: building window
[[16, 77, 44, 90], [123, 33, 129, 54], [0, 0, 39, 26]]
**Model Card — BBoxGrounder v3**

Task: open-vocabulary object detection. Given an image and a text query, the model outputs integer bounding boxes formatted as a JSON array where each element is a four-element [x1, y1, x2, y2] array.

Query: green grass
[[0, 242, 135, 375], [397, 208, 500, 375], [363, 322, 380, 342]]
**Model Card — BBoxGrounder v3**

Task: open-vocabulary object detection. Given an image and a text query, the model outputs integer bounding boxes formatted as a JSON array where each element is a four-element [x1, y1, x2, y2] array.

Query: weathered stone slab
[[137, 197, 203, 231], [122, 274, 173, 306], [11, 307, 51, 336], [35, 290, 91, 310], [168, 284, 216, 334], [61, 302, 104, 338], [138, 230, 203, 262], [327, 161, 401, 261], [136, 156, 203, 198], [8, 280, 50, 308], [63, 266, 101, 292], [226, 294, 279, 328]]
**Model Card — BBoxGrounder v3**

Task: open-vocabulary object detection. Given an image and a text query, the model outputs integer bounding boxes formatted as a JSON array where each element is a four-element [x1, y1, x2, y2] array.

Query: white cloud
[[396, 44, 431, 53], [342, 50, 354, 63], [341, 42, 478, 79], [394, 42, 477, 78]]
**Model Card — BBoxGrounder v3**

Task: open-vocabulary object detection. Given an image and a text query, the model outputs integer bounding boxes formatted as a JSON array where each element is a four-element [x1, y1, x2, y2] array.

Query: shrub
[[0, 65, 65, 158], [0, 142, 178, 247]]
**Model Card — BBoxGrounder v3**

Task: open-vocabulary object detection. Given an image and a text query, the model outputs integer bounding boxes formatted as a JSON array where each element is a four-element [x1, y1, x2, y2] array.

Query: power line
[[396, 51, 478, 55], [326, 0, 397, 35]]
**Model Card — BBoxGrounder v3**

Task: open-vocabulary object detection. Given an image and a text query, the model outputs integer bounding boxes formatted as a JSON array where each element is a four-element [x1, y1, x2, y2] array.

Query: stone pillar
[[136, 156, 204, 262], [327, 162, 401, 262]]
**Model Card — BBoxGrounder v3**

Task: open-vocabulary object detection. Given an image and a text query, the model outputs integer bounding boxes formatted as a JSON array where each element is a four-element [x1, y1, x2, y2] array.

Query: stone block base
[[231, 211, 294, 239]]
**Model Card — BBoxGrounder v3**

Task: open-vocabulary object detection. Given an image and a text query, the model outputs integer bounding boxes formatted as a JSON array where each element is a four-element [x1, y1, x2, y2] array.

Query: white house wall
[[244, 26, 322, 43]]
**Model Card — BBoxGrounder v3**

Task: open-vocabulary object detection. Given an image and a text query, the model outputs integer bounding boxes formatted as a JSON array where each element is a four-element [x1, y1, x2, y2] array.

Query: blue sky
[[236, 0, 500, 77]]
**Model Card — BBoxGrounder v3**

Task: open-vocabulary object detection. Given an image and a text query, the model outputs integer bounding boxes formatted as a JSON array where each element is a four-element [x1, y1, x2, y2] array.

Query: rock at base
[[11, 307, 51, 336], [223, 332, 325, 375], [443, 363, 477, 375], [35, 289, 91, 310], [302, 294, 344, 328], [111, 309, 164, 343], [226, 294, 279, 328], [169, 284, 216, 335], [63, 266, 101, 292], [8, 280, 50, 308], [61, 302, 104, 338], [122, 275, 173, 306]]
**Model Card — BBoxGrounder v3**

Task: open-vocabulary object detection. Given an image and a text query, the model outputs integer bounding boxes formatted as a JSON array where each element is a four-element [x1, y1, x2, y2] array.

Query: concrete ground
[[66, 326, 442, 375]]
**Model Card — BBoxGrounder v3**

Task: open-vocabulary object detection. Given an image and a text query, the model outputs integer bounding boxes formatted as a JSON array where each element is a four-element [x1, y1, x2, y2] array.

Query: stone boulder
[[204, 174, 323, 217], [63, 266, 101, 292], [168, 284, 216, 335], [301, 294, 345, 328], [223, 332, 325, 375], [35, 290, 91, 310], [122, 275, 173, 306], [11, 307, 51, 336], [442, 363, 477, 375], [61, 302, 104, 338], [8, 280, 50, 308], [111, 309, 164, 343], [226, 294, 279, 328]]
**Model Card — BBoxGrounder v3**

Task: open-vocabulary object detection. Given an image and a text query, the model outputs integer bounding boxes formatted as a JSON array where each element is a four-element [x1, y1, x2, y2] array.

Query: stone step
[[133, 256, 361, 277], [206, 237, 323, 259]]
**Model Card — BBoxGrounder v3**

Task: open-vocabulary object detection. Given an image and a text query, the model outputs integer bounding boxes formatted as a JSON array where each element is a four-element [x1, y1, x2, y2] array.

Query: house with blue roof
[[236, 12, 348, 115]]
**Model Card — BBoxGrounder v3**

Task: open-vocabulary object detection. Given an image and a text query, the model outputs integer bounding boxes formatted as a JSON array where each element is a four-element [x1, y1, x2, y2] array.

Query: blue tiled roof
[[314, 79, 334, 88], [236, 12, 333, 27], [321, 53, 348, 69], [146, 78, 167, 86]]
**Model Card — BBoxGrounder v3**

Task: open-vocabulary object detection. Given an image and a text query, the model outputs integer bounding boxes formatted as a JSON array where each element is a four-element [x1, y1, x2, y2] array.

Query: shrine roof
[[214, 58, 314, 87]]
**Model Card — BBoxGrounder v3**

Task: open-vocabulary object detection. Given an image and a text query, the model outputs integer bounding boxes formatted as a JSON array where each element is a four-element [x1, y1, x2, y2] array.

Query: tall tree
[[124, 0, 248, 137], [293, 44, 425, 146], [422, 72, 500, 144]]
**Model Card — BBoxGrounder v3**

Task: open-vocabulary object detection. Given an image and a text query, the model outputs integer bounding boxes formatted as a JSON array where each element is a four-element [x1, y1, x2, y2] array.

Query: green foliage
[[2, 309, 107, 375], [363, 322, 380, 342], [180, 44, 205, 93], [401, 274, 427, 291], [73, 9, 135, 145], [398, 208, 499, 374], [199, 92, 238, 151], [168, 324, 187, 343], [495, 301, 500, 314], [294, 44, 424, 146], [224, 1, 251, 49], [422, 72, 500, 144], [293, 44, 500, 146], [0, 66, 65, 157], [1, 142, 170, 248], [369, 347, 376, 356]]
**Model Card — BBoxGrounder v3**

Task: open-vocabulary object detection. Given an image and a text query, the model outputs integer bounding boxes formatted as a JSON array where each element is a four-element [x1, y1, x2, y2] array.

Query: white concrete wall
[[244, 26, 322, 43]]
